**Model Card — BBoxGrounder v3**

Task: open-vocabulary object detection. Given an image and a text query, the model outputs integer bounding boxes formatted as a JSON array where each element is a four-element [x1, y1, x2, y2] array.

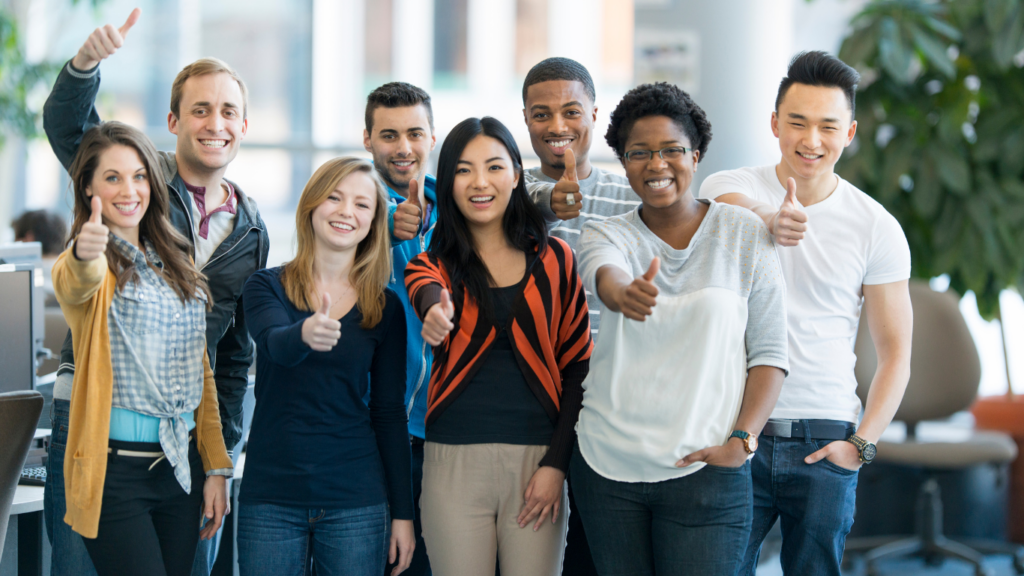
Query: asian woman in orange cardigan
[[52, 121, 232, 576], [405, 117, 593, 576]]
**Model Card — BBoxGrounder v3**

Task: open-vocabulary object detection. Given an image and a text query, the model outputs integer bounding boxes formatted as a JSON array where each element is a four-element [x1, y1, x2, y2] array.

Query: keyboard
[[20, 466, 46, 486]]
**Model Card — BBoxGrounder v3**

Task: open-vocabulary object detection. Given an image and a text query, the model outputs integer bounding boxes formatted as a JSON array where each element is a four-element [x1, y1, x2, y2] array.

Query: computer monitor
[[0, 243, 47, 381], [0, 264, 36, 393]]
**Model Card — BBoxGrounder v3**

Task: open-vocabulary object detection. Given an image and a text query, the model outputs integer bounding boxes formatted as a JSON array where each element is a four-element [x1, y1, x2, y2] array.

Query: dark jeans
[[562, 478, 597, 576], [43, 399, 99, 576], [83, 436, 207, 576], [386, 438, 431, 575], [569, 443, 752, 576], [739, 435, 859, 576], [238, 502, 389, 576]]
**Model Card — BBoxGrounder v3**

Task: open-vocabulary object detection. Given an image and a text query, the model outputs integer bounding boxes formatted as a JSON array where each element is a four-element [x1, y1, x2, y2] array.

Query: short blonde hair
[[170, 58, 249, 120]]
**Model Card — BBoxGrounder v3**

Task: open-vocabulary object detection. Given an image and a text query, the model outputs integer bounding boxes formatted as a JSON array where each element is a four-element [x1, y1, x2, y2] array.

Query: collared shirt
[[182, 179, 238, 270], [107, 236, 225, 492]]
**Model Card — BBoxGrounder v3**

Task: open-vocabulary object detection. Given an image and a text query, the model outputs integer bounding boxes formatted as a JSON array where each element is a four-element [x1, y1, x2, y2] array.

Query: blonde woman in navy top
[[240, 158, 415, 575]]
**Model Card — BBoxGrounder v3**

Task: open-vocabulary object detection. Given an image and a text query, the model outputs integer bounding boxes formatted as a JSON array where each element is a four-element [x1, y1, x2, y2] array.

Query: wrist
[[70, 55, 98, 73]]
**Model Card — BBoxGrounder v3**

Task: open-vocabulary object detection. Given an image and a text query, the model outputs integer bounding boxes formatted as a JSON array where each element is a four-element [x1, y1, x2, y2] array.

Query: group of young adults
[[40, 7, 913, 576]]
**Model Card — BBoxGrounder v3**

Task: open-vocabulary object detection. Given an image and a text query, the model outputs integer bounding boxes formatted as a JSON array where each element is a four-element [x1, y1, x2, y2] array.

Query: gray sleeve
[[578, 221, 632, 299], [524, 171, 560, 225], [744, 228, 789, 374]]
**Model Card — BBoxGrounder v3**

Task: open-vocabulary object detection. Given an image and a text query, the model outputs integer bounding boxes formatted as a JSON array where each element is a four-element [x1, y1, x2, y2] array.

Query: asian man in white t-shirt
[[699, 51, 913, 576]]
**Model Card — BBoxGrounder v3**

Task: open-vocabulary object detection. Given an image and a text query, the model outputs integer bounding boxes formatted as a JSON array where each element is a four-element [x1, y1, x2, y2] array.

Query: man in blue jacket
[[364, 82, 437, 576]]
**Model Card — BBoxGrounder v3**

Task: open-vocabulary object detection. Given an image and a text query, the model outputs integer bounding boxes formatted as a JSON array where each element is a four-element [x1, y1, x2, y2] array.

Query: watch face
[[747, 435, 758, 453], [862, 443, 877, 462]]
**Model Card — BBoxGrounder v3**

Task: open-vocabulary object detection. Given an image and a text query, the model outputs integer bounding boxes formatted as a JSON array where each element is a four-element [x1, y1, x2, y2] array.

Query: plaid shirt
[[108, 236, 227, 492]]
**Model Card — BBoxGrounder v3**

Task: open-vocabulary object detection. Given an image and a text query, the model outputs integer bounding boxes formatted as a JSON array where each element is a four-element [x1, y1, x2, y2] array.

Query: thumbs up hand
[[74, 196, 110, 261], [72, 8, 141, 72], [302, 292, 342, 352], [422, 289, 455, 346], [767, 177, 808, 247], [550, 148, 582, 221], [614, 257, 660, 321], [392, 179, 423, 242]]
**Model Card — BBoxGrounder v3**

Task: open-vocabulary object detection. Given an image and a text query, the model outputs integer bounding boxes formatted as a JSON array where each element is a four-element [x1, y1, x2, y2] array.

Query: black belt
[[761, 419, 854, 441]]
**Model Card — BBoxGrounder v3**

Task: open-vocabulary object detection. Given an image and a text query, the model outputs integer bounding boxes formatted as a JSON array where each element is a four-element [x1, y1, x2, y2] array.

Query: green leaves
[[835, 0, 1024, 319], [0, 10, 58, 149]]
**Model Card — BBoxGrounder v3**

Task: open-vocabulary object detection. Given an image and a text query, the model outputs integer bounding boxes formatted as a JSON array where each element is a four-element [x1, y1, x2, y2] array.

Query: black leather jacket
[[44, 61, 268, 451]]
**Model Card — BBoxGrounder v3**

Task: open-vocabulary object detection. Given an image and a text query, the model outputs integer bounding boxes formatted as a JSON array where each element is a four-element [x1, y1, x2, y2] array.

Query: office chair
[[844, 281, 1024, 576], [0, 390, 44, 561]]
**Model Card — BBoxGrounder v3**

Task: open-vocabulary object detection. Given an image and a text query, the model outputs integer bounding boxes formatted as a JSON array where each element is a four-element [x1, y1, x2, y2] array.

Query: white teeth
[[470, 196, 495, 203], [393, 161, 413, 167], [798, 152, 822, 159], [548, 140, 571, 148], [200, 140, 227, 148], [647, 179, 671, 189], [329, 222, 354, 231], [113, 202, 139, 213]]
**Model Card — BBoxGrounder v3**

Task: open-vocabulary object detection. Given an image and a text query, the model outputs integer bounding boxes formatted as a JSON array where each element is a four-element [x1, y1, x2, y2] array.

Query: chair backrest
[[0, 390, 44, 560], [854, 281, 981, 426], [37, 308, 68, 376]]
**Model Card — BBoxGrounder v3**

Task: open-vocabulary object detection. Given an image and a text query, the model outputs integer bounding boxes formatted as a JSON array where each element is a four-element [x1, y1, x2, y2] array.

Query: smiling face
[[364, 104, 436, 192], [524, 79, 596, 180], [622, 116, 699, 210], [311, 171, 378, 254], [452, 135, 520, 231], [168, 72, 248, 176], [772, 83, 857, 183], [87, 144, 152, 239]]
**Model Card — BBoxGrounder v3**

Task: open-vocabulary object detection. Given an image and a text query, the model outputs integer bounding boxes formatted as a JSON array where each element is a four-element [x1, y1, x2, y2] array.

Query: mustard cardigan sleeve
[[195, 350, 234, 473], [52, 244, 108, 307]]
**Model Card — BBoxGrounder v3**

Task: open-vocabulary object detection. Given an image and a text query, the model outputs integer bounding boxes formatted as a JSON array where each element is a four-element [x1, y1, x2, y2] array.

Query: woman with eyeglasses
[[569, 82, 790, 575]]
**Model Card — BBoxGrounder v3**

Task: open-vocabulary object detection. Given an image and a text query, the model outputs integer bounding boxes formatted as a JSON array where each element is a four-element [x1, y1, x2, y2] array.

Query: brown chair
[[0, 390, 44, 561], [37, 307, 69, 376], [844, 280, 1024, 576]]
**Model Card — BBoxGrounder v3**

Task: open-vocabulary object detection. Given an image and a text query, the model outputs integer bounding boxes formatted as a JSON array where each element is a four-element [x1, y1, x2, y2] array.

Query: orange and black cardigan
[[404, 237, 593, 471]]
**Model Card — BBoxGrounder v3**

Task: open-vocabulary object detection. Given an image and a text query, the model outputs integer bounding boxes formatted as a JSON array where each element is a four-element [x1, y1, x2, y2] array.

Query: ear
[[168, 112, 179, 135], [522, 107, 529, 125], [363, 129, 372, 153], [692, 150, 700, 167], [845, 120, 858, 147], [239, 117, 248, 138], [591, 105, 598, 123], [429, 132, 437, 151], [771, 111, 780, 139]]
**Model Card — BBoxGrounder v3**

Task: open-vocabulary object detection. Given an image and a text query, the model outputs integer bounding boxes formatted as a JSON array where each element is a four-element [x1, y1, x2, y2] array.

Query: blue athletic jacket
[[386, 176, 437, 439]]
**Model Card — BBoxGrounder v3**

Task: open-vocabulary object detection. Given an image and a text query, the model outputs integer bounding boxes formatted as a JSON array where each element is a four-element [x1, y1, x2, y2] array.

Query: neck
[[108, 224, 142, 251], [469, 219, 510, 255], [639, 192, 701, 235], [775, 162, 838, 207], [540, 156, 593, 181], [312, 242, 357, 285], [176, 153, 228, 192]]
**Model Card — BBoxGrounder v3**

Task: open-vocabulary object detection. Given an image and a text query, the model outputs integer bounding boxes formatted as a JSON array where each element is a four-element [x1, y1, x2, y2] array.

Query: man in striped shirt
[[521, 57, 638, 576]]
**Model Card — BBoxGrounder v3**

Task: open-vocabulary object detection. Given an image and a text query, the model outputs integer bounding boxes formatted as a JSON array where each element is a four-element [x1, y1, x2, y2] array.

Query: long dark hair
[[429, 116, 548, 321], [67, 121, 209, 306]]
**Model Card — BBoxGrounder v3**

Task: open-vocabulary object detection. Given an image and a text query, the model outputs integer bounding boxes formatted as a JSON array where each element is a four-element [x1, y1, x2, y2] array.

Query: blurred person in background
[[699, 51, 913, 576], [12, 208, 68, 303], [42, 7, 268, 576], [364, 81, 438, 576]]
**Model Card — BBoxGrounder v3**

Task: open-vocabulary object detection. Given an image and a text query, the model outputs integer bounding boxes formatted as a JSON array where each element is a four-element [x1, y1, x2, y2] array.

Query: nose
[[647, 152, 668, 170], [208, 111, 225, 133], [472, 170, 489, 190], [552, 113, 567, 135], [804, 127, 822, 150], [396, 136, 412, 156]]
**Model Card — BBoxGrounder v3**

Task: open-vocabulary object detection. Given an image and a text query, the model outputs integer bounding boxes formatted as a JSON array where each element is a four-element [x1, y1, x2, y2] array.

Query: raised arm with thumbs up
[[72, 8, 141, 71], [550, 148, 583, 221], [595, 257, 661, 322], [74, 196, 111, 261], [421, 289, 455, 346], [766, 177, 808, 247], [302, 292, 343, 352], [392, 178, 423, 242]]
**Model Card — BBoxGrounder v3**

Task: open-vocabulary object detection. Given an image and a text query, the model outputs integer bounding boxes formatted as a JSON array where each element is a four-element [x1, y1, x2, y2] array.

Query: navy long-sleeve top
[[240, 267, 413, 519]]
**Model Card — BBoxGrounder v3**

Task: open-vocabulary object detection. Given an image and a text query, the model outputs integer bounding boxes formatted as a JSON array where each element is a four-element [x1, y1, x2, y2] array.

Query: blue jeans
[[739, 435, 859, 576], [238, 502, 390, 576], [569, 443, 752, 576], [386, 439, 430, 576], [191, 501, 228, 576], [44, 399, 99, 576]]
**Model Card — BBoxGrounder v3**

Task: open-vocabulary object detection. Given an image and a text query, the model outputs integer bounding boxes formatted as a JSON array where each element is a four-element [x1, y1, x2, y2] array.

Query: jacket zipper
[[201, 224, 260, 272], [407, 221, 436, 419]]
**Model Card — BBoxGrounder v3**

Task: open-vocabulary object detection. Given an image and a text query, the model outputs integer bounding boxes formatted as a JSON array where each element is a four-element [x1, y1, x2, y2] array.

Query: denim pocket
[[50, 423, 68, 452], [813, 439, 860, 475]]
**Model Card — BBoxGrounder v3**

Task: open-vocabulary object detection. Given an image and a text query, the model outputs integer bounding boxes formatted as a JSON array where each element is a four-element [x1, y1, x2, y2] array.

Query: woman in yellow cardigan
[[53, 121, 233, 576]]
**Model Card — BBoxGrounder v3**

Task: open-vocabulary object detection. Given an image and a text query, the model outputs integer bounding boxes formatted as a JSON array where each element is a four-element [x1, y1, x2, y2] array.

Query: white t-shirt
[[699, 165, 911, 423]]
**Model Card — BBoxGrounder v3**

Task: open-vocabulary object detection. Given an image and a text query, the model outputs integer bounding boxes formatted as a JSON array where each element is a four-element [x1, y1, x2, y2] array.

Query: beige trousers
[[420, 442, 568, 576]]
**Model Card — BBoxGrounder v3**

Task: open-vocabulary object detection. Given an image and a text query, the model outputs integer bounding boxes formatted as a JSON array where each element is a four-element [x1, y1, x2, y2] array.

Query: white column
[[548, 0, 605, 87], [392, 0, 435, 91], [312, 0, 366, 147], [177, 0, 201, 71], [467, 0, 516, 96]]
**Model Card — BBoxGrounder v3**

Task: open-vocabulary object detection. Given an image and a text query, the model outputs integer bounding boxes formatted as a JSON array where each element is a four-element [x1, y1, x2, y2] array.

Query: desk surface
[[12, 485, 44, 515]]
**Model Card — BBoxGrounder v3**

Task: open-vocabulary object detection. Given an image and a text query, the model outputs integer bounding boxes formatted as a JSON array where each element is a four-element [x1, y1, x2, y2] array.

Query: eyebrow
[[627, 140, 681, 148], [787, 112, 840, 123], [457, 157, 507, 164], [191, 101, 239, 109], [378, 127, 426, 134]]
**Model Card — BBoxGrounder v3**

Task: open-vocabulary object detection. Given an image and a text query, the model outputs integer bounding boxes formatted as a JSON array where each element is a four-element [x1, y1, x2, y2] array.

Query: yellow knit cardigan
[[52, 245, 233, 538]]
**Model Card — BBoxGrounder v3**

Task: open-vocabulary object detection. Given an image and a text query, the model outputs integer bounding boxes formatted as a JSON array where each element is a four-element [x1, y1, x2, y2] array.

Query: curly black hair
[[605, 82, 712, 163]]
